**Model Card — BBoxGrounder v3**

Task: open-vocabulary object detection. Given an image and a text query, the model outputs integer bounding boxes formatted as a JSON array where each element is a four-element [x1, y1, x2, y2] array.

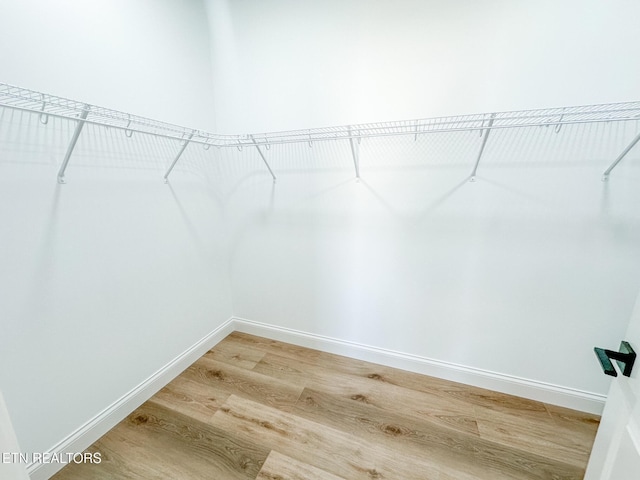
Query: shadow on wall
[[360, 176, 472, 220], [0, 108, 219, 180], [1, 104, 638, 190], [21, 184, 62, 330], [1, 104, 639, 248]]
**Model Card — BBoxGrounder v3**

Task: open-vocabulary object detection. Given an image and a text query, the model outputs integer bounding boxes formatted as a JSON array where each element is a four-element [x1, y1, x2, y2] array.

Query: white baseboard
[[27, 318, 236, 480], [231, 316, 606, 415], [28, 315, 605, 479]]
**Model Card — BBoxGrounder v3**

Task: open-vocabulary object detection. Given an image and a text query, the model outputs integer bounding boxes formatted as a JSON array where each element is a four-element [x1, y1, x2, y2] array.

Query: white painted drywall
[[223, 122, 640, 399], [0, 0, 232, 463], [206, 0, 640, 133], [1, 0, 640, 468], [205, 0, 640, 398], [0, 0, 216, 130]]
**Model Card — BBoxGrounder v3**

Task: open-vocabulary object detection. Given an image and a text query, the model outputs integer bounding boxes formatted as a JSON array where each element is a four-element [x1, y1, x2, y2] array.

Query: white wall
[[206, 0, 640, 398], [224, 122, 640, 399], [2, 0, 640, 466], [206, 0, 640, 133], [0, 0, 232, 462], [0, 0, 216, 130]]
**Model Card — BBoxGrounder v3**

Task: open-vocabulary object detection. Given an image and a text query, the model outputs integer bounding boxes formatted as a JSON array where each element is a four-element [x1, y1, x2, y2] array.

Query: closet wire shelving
[[1, 82, 640, 183]]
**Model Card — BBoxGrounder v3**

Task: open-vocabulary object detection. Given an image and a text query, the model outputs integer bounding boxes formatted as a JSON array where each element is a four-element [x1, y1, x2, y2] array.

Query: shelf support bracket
[[163, 132, 194, 183], [57, 105, 90, 184], [602, 130, 640, 181], [348, 127, 360, 179], [470, 113, 496, 182], [250, 135, 277, 182]]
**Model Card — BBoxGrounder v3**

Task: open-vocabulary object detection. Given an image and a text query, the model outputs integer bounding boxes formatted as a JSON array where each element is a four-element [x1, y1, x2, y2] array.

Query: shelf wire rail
[[2, 82, 640, 182]]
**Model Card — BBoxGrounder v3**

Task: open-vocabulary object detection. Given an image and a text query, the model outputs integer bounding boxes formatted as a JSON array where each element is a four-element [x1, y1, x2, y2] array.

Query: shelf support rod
[[602, 130, 640, 180], [163, 132, 194, 183], [250, 135, 276, 182], [57, 105, 90, 184], [348, 127, 360, 179], [470, 113, 496, 182]]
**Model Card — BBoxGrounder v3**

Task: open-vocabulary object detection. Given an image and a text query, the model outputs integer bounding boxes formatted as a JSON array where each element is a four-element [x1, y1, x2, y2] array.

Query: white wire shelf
[[241, 103, 640, 149], [0, 82, 221, 146], [1, 81, 640, 182], [3, 82, 640, 148]]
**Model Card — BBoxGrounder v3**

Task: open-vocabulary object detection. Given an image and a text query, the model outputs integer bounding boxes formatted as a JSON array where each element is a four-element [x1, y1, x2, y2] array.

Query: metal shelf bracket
[[163, 132, 194, 183], [57, 105, 90, 184], [39, 94, 49, 125], [3, 83, 640, 184], [125, 114, 133, 138], [470, 113, 496, 182], [555, 110, 565, 133], [348, 127, 360, 179], [250, 135, 277, 182], [602, 131, 640, 181]]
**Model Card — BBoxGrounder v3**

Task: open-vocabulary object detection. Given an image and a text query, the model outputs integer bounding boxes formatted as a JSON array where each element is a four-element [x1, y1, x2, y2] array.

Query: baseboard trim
[[231, 316, 606, 415], [28, 315, 606, 479], [27, 318, 236, 480]]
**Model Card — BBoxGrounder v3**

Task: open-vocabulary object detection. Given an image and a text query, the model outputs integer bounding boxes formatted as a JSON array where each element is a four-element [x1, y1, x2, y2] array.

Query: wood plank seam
[[51, 332, 600, 480]]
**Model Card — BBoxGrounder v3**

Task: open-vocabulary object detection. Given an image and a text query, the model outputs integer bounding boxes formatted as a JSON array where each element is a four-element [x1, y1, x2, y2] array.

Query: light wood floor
[[52, 332, 600, 479]]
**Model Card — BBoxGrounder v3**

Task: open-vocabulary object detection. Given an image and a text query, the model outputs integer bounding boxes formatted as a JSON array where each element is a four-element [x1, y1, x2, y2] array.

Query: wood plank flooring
[[52, 332, 600, 479]]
